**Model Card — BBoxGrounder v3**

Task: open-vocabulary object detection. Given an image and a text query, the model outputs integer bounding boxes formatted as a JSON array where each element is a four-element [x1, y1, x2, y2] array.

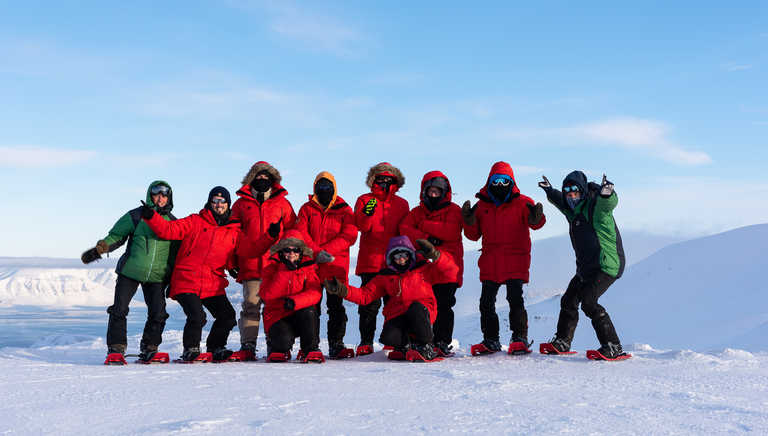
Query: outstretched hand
[[461, 200, 477, 226], [538, 175, 551, 190], [415, 239, 439, 262], [526, 202, 544, 226], [140, 201, 155, 220], [316, 250, 335, 264], [600, 174, 614, 197], [323, 278, 348, 298]]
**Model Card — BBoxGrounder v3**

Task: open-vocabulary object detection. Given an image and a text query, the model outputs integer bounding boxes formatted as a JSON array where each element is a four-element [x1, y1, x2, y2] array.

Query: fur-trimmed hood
[[241, 161, 282, 187], [365, 162, 405, 189], [269, 229, 313, 258]]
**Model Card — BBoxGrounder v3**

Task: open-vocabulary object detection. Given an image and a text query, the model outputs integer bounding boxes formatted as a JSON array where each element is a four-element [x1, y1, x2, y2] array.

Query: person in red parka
[[325, 236, 458, 362], [259, 230, 323, 361], [295, 171, 358, 359], [231, 161, 297, 355], [399, 171, 463, 356], [463, 161, 546, 353], [143, 187, 240, 362], [353, 162, 409, 356]]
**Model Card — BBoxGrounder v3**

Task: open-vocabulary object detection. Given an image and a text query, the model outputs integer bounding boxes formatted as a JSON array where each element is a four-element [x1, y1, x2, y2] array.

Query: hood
[[269, 229, 313, 258], [476, 161, 521, 203], [561, 170, 589, 206], [311, 171, 338, 211], [241, 161, 282, 188], [420, 170, 452, 209], [146, 180, 173, 214], [385, 235, 416, 271], [366, 162, 405, 190]]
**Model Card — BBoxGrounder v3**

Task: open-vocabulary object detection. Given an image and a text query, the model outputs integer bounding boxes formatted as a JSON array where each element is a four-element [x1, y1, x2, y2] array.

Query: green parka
[[102, 181, 178, 284]]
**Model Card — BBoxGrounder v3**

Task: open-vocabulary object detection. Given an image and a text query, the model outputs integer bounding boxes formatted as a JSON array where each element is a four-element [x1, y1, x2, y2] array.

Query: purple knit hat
[[385, 236, 416, 271]]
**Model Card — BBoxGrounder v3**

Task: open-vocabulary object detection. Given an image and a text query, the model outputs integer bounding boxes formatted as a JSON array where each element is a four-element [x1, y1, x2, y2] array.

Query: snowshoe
[[328, 342, 355, 360], [587, 343, 631, 361], [387, 347, 408, 361], [136, 352, 170, 364], [382, 345, 394, 351], [470, 339, 501, 356], [434, 341, 455, 357], [405, 344, 443, 363], [540, 343, 577, 355], [104, 353, 127, 366], [266, 351, 291, 362], [356, 344, 374, 356], [297, 350, 325, 363], [174, 348, 212, 364], [228, 349, 256, 362], [210, 348, 234, 363], [507, 339, 533, 355]]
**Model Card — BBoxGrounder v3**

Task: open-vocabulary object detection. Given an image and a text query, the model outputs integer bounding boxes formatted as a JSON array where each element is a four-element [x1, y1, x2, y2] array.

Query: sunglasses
[[210, 198, 228, 205], [375, 177, 395, 184], [282, 247, 302, 254], [392, 252, 411, 261], [150, 185, 170, 196], [490, 178, 512, 186], [563, 185, 580, 193]]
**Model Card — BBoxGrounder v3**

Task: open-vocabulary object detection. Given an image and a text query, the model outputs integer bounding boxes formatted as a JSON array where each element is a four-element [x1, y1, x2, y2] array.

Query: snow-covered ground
[[0, 227, 766, 434]]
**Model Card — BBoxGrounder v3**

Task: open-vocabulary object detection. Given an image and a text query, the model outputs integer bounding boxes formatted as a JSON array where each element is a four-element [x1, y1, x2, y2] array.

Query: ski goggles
[[490, 177, 512, 187], [391, 251, 411, 261], [210, 197, 228, 205], [563, 185, 580, 193], [282, 247, 302, 254], [150, 185, 170, 196]]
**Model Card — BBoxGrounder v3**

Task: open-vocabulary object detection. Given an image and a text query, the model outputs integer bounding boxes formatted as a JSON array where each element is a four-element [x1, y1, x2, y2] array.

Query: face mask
[[566, 196, 581, 210], [424, 195, 442, 210], [489, 184, 511, 202], [251, 178, 271, 193], [314, 180, 334, 207]]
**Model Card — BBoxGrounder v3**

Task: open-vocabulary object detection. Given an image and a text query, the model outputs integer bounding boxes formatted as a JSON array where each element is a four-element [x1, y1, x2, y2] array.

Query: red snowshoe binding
[[434, 342, 455, 358], [174, 351, 213, 364], [387, 348, 407, 361], [356, 344, 374, 356], [586, 343, 631, 361], [382, 345, 394, 351], [470, 339, 501, 356], [136, 352, 170, 364], [405, 344, 444, 363], [328, 343, 355, 360], [507, 339, 533, 355], [228, 349, 256, 362], [540, 339, 577, 355], [297, 350, 325, 363], [266, 351, 291, 362], [104, 353, 127, 366]]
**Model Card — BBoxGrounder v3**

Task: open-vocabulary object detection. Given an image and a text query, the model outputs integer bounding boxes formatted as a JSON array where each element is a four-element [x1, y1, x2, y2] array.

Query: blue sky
[[1, 1, 766, 257]]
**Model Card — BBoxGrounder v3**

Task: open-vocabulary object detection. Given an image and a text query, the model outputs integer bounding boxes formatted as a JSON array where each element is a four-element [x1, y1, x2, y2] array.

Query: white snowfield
[[0, 226, 767, 434]]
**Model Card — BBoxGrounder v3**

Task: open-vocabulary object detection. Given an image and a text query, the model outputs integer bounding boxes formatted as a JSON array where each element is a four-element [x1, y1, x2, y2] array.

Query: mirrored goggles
[[490, 177, 512, 186], [150, 185, 170, 196], [210, 197, 228, 205], [392, 251, 411, 261], [563, 185, 580, 193]]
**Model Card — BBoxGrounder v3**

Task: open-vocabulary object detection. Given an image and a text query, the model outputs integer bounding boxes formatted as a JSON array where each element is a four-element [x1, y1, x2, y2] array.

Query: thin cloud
[[0, 146, 96, 167], [723, 63, 753, 72]]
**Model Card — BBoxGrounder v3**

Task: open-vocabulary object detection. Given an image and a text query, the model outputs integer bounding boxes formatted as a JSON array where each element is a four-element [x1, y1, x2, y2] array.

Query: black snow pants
[[379, 302, 434, 348], [432, 283, 458, 345], [556, 272, 620, 346], [268, 306, 320, 353], [175, 293, 237, 350], [106, 274, 168, 348], [357, 273, 381, 345], [479, 279, 527, 342]]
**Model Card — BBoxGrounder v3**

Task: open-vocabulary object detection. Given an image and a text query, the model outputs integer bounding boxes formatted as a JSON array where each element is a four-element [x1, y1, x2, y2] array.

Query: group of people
[[81, 160, 627, 363]]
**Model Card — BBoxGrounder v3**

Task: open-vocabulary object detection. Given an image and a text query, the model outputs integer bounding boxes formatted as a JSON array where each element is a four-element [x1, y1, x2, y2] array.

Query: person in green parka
[[81, 180, 179, 361], [537, 171, 628, 359]]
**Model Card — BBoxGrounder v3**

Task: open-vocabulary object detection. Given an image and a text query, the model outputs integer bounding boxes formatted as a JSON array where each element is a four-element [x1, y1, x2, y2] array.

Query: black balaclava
[[488, 184, 512, 204], [251, 171, 273, 193], [389, 250, 413, 273], [422, 177, 448, 211], [205, 186, 232, 226], [314, 178, 334, 207], [374, 175, 395, 194]]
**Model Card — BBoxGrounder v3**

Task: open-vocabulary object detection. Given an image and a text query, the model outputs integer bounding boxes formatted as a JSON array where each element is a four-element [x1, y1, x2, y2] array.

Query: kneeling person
[[325, 237, 458, 361], [143, 187, 240, 362], [259, 230, 323, 362]]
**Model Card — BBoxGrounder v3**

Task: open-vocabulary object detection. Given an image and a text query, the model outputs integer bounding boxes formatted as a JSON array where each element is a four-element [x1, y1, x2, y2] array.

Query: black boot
[[549, 336, 571, 353], [434, 341, 453, 357], [597, 342, 624, 359], [209, 347, 234, 361], [481, 338, 502, 352], [412, 343, 438, 361], [328, 342, 347, 359], [107, 344, 126, 355], [137, 342, 158, 362], [180, 347, 201, 362]]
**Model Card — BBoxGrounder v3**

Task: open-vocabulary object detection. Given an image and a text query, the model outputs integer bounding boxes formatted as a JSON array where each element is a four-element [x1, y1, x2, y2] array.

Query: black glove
[[267, 217, 282, 239], [96, 240, 110, 255], [363, 198, 378, 216], [415, 239, 439, 262], [600, 174, 614, 197], [538, 175, 552, 191], [323, 278, 348, 298], [140, 201, 155, 220], [81, 247, 101, 264], [316, 250, 335, 264], [283, 297, 295, 311], [228, 267, 239, 279], [427, 236, 443, 246], [526, 202, 544, 226], [461, 200, 477, 226]]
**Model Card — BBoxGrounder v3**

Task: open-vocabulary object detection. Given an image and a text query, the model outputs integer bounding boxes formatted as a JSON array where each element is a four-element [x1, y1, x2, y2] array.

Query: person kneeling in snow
[[324, 236, 458, 362], [259, 230, 324, 362], [143, 187, 240, 362]]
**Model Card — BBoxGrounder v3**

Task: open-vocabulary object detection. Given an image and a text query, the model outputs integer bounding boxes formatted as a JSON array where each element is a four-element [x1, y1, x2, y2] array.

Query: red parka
[[399, 171, 464, 286], [354, 162, 409, 275], [259, 230, 322, 333], [296, 172, 358, 284], [345, 245, 459, 324], [464, 161, 546, 284], [231, 161, 297, 281], [144, 209, 240, 299]]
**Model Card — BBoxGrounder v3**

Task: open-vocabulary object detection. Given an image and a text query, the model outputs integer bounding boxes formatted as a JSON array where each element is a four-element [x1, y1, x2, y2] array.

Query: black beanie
[[208, 186, 231, 204]]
